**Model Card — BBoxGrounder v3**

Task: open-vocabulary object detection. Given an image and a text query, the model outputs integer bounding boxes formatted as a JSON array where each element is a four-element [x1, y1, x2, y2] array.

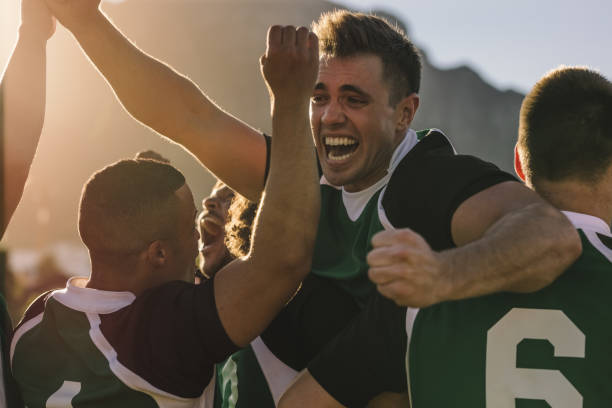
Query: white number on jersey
[[486, 308, 585, 407]]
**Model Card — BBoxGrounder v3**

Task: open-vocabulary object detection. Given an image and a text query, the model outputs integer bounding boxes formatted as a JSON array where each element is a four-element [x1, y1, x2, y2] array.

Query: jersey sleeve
[[308, 292, 408, 406], [261, 274, 360, 371], [382, 132, 518, 250], [100, 279, 239, 398]]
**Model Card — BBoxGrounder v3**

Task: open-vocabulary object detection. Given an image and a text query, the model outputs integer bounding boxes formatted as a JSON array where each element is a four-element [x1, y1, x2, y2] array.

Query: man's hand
[[367, 229, 450, 308], [43, 0, 101, 32], [20, 0, 56, 41], [260, 25, 319, 107]]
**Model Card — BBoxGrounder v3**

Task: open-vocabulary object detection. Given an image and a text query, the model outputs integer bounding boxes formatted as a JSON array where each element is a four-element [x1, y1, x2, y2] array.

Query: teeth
[[325, 137, 357, 146], [328, 150, 355, 161]]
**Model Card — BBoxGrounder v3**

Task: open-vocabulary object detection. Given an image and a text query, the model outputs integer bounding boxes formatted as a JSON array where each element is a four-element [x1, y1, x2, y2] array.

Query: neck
[[534, 178, 612, 225], [87, 252, 151, 296]]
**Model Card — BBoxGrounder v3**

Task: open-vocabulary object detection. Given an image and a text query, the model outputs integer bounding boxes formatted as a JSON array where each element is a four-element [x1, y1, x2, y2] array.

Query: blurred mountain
[[2, 0, 524, 250]]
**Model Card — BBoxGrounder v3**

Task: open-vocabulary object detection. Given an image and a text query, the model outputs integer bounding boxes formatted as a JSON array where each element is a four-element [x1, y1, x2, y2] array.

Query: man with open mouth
[[42, 3, 582, 406], [198, 181, 235, 279]]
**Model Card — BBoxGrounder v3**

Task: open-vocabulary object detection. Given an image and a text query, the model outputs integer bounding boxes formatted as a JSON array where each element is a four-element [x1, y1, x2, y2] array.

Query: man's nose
[[321, 100, 346, 126], [203, 196, 219, 211]]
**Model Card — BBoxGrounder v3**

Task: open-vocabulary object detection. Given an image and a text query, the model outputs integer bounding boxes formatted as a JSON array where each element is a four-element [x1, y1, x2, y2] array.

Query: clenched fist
[[260, 25, 319, 105], [367, 228, 452, 308]]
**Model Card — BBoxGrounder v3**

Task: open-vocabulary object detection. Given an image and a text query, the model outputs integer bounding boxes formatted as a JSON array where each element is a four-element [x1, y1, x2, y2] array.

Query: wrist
[[65, 8, 106, 37], [18, 24, 51, 44]]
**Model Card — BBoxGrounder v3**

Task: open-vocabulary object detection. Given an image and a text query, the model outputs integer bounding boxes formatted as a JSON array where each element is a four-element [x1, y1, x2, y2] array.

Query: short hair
[[79, 159, 186, 254], [312, 10, 422, 105], [225, 194, 258, 258], [134, 149, 170, 163], [518, 66, 612, 185]]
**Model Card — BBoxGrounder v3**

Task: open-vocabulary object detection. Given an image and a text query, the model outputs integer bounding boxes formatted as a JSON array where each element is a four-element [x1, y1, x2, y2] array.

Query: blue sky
[[337, 0, 612, 93]]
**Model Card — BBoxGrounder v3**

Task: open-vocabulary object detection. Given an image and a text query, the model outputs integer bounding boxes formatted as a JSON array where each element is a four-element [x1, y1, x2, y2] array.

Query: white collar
[[51, 276, 136, 314], [320, 129, 419, 221], [562, 211, 611, 236]]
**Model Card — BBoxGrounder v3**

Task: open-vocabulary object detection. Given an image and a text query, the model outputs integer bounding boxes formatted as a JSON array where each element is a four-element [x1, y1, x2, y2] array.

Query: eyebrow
[[314, 83, 371, 99]]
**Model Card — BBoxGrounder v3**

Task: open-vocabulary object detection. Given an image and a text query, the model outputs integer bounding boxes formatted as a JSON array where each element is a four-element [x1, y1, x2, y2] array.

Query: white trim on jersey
[[377, 129, 454, 230], [562, 211, 611, 236], [404, 307, 419, 408], [251, 336, 298, 406], [53, 277, 136, 314], [86, 312, 210, 408], [562, 211, 612, 263], [10, 312, 43, 367]]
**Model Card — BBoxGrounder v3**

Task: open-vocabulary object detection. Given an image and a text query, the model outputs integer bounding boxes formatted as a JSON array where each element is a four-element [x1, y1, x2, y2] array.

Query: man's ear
[[146, 240, 168, 267], [395, 93, 419, 133], [514, 144, 526, 182]]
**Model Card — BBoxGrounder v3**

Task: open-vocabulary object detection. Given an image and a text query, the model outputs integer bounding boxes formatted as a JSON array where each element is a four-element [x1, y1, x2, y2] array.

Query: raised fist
[[260, 25, 319, 104]]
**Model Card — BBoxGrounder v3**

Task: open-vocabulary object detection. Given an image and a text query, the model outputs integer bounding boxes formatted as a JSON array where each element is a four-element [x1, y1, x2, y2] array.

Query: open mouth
[[324, 136, 359, 161]]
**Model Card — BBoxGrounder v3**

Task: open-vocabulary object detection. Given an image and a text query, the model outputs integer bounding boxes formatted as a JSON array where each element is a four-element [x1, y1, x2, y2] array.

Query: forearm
[[441, 202, 581, 300], [65, 10, 266, 200], [250, 100, 320, 288], [69, 11, 211, 140], [1, 30, 48, 232]]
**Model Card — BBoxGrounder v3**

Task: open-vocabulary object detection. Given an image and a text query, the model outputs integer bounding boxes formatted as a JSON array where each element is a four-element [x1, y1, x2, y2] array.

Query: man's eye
[[347, 97, 366, 105], [311, 95, 327, 104]]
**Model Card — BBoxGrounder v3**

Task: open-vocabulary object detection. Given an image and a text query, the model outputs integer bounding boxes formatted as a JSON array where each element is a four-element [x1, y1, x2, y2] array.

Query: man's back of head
[[79, 159, 187, 273], [517, 66, 612, 222]]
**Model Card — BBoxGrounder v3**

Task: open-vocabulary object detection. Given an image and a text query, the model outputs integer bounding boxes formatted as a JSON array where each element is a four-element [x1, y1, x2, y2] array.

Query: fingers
[[371, 228, 425, 248]]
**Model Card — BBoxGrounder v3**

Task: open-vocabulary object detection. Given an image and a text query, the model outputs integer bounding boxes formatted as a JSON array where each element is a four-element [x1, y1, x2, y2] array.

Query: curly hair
[[224, 194, 258, 258]]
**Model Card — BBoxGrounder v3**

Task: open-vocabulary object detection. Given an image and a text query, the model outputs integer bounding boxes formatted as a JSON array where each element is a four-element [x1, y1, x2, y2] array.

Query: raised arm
[[43, 0, 266, 200], [368, 181, 581, 307], [213, 26, 320, 347], [1, 0, 55, 236]]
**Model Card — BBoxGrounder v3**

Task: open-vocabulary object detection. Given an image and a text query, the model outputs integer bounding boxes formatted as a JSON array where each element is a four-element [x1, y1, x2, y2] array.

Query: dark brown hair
[[79, 159, 186, 253], [312, 10, 422, 105], [518, 66, 612, 185]]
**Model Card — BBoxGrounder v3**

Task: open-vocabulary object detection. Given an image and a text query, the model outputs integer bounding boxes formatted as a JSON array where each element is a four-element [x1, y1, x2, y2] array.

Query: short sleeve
[[382, 132, 518, 250]]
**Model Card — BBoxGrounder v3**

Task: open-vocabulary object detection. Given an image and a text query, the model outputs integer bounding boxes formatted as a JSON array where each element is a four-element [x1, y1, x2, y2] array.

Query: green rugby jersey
[[309, 211, 612, 407], [11, 277, 238, 407], [216, 129, 516, 407]]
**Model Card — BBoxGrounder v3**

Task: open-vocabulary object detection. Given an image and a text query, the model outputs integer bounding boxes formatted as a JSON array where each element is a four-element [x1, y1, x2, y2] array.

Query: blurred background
[[1, 0, 611, 320]]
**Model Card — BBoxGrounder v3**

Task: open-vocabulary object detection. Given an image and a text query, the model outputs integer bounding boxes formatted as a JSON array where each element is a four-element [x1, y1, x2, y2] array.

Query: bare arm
[[44, 0, 266, 200], [369, 181, 581, 307], [213, 26, 320, 347], [1, 0, 55, 236]]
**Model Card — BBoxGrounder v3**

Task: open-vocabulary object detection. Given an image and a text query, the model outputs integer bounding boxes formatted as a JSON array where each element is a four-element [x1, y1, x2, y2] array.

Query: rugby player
[[280, 66, 612, 407], [10, 25, 321, 406], [41, 2, 581, 405], [198, 181, 235, 279], [0, 0, 55, 405]]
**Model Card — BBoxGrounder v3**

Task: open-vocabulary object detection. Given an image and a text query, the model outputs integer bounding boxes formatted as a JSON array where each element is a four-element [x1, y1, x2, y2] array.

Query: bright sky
[[2, 0, 611, 94], [337, 0, 612, 93]]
